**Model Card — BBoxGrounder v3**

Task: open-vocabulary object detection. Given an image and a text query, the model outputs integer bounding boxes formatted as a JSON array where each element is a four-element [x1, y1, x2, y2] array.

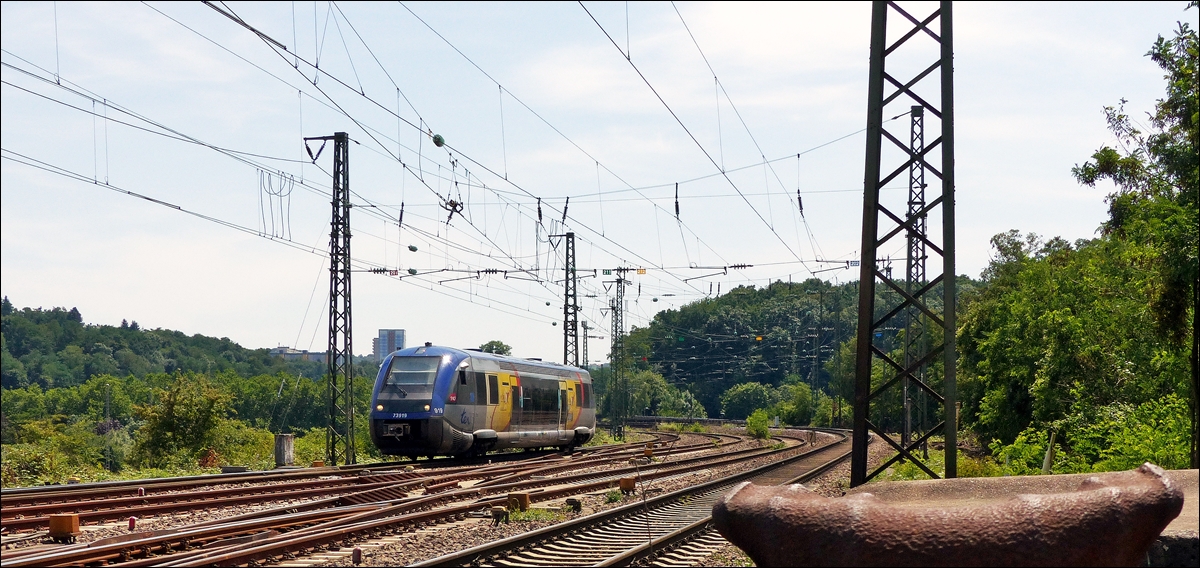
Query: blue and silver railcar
[[369, 343, 596, 457]]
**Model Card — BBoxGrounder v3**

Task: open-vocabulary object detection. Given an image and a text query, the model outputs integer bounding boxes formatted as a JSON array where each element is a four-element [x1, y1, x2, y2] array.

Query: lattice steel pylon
[[581, 321, 591, 368], [562, 232, 579, 367], [903, 105, 927, 450], [307, 131, 355, 466], [852, 1, 955, 486], [609, 272, 627, 439]]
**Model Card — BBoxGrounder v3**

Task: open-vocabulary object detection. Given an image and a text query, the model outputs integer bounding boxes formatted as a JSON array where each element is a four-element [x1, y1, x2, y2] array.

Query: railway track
[[1, 430, 773, 567], [1, 434, 688, 534], [414, 430, 850, 567]]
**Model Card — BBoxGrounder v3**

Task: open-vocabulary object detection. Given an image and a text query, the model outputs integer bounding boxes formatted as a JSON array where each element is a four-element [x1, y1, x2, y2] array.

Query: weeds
[[508, 508, 566, 522]]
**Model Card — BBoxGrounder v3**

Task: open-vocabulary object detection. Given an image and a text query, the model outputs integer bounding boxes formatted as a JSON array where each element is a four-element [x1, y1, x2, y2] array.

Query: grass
[[657, 422, 709, 433], [871, 442, 1006, 482], [508, 507, 567, 522]]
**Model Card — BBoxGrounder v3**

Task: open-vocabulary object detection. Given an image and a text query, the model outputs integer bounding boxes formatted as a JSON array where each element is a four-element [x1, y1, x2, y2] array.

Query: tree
[[132, 374, 232, 467], [479, 340, 512, 356], [721, 382, 775, 420], [1071, 10, 1198, 467]]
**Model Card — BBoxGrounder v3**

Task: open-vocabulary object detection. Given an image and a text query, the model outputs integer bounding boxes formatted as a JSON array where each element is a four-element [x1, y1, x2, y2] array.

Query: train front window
[[386, 356, 441, 386]]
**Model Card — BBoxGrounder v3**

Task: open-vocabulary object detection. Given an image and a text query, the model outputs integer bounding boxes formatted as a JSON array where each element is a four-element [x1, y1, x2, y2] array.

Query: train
[[369, 343, 596, 457]]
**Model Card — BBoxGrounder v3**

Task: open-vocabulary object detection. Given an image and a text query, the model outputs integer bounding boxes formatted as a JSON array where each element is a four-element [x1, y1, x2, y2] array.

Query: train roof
[[388, 344, 590, 374]]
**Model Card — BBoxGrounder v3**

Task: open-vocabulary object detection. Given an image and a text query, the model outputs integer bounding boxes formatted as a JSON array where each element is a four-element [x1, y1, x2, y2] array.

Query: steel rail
[[0, 432, 715, 566], [2, 438, 678, 533], [599, 432, 854, 567], [140, 435, 773, 566], [412, 431, 849, 567]]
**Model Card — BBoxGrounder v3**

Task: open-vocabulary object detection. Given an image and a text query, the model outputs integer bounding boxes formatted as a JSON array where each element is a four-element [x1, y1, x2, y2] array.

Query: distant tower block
[[374, 329, 406, 362]]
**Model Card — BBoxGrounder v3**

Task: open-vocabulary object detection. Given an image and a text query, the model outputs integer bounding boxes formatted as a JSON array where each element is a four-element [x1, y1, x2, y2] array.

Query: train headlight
[[424, 404, 431, 411], [376, 404, 383, 411]]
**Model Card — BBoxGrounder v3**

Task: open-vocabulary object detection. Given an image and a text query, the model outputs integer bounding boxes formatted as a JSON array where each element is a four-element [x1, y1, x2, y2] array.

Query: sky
[[1, 1, 1190, 364]]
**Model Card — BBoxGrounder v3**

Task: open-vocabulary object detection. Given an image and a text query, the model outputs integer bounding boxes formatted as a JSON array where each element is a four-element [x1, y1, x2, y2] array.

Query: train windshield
[[385, 356, 441, 386]]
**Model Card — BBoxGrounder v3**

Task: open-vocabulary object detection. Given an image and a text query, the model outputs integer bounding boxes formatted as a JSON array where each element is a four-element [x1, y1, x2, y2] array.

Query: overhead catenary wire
[[579, 1, 807, 269], [1, 147, 567, 326], [151, 1, 858, 300], [394, 1, 735, 280], [2, 54, 586, 316], [20, 4, 881, 333]]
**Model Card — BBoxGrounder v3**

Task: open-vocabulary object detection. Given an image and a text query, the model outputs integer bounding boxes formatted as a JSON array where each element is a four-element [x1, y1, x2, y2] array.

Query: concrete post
[[274, 433, 295, 468]]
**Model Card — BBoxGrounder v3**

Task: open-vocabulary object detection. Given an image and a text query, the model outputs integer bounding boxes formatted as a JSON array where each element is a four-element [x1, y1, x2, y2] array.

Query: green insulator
[[432, 134, 444, 147]]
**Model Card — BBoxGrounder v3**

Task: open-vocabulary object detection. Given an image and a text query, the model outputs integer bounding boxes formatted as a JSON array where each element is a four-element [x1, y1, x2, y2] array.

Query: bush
[[1, 443, 73, 487], [1086, 395, 1190, 471], [746, 409, 771, 439], [210, 420, 275, 469], [989, 395, 1190, 475], [293, 427, 327, 465]]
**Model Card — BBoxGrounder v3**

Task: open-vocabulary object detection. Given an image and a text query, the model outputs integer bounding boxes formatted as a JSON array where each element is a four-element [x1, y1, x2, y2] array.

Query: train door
[[558, 381, 570, 430], [495, 375, 513, 431], [510, 382, 523, 430], [565, 380, 578, 429], [485, 374, 499, 428]]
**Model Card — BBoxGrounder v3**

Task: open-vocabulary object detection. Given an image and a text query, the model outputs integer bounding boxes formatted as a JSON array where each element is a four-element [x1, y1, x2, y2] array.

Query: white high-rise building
[[373, 329, 406, 362]]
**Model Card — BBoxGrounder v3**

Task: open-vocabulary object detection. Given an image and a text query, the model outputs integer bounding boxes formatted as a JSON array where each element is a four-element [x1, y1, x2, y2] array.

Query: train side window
[[487, 375, 500, 405], [459, 370, 468, 385], [475, 374, 486, 404], [575, 383, 583, 408]]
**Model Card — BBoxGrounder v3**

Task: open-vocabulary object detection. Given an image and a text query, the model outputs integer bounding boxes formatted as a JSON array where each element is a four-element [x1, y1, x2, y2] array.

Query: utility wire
[[2, 147, 562, 325], [213, 4, 717, 298], [579, 2, 806, 267], [395, 1, 733, 277]]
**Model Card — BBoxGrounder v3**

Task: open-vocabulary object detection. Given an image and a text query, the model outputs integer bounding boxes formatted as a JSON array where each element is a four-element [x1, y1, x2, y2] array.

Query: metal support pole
[[851, 1, 955, 486], [851, 1, 888, 488], [941, 1, 958, 478], [581, 321, 590, 368], [563, 232, 579, 367], [610, 273, 626, 439], [309, 132, 355, 466], [903, 105, 926, 450]]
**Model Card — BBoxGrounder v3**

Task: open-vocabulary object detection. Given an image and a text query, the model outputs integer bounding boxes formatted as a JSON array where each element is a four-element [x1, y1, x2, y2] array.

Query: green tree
[[721, 382, 775, 420], [958, 233, 1183, 449], [479, 340, 512, 356], [132, 374, 232, 467], [1071, 10, 1198, 466]]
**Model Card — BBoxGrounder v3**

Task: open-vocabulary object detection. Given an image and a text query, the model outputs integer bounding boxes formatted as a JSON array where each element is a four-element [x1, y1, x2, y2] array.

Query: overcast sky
[[1, 2, 1189, 363]]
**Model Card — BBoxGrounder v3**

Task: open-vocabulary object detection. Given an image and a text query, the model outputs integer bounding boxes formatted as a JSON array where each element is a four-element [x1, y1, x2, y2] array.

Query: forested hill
[[621, 277, 980, 418], [0, 297, 323, 390]]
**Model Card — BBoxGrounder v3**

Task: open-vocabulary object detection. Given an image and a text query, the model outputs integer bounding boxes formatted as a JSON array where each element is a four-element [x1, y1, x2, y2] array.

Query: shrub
[[746, 409, 771, 439]]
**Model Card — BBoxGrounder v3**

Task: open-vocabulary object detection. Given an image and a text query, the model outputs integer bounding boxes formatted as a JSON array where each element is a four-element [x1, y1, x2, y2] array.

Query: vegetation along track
[[0, 431, 783, 567], [414, 430, 850, 567]]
